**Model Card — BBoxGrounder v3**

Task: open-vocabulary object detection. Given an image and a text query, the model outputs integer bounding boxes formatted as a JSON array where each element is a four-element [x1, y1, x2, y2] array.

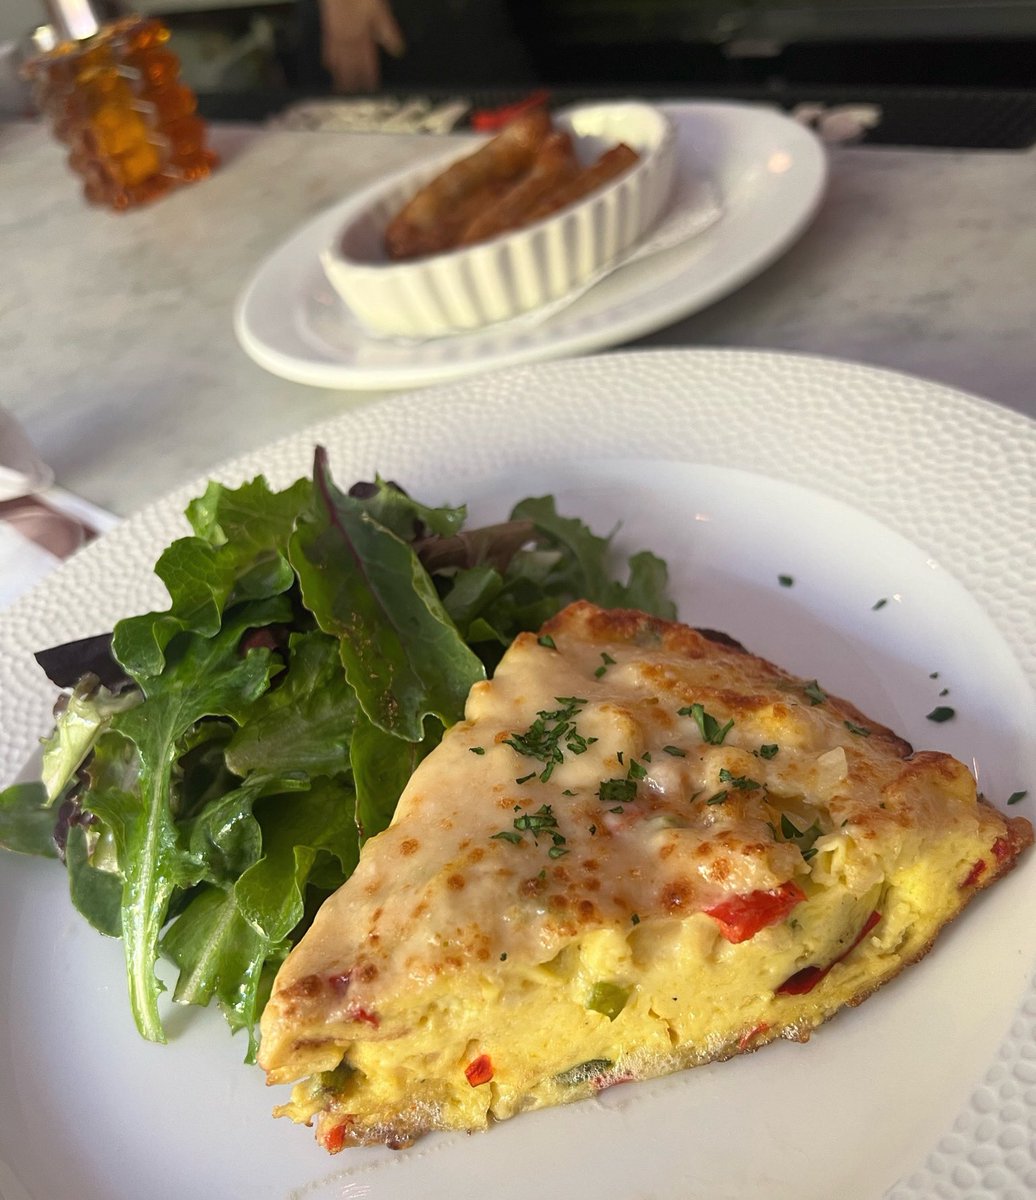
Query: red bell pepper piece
[[464, 1053, 494, 1086], [961, 858, 986, 889], [471, 90, 550, 133], [992, 836, 1012, 864], [777, 909, 881, 996], [324, 1123, 348, 1153], [703, 881, 806, 944], [737, 1022, 771, 1051]]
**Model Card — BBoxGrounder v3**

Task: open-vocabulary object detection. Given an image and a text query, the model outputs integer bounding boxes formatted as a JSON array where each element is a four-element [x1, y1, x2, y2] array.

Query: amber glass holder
[[24, 17, 218, 211]]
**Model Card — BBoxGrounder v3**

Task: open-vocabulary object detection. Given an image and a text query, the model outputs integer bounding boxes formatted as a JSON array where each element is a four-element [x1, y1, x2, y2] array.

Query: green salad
[[0, 449, 675, 1060]]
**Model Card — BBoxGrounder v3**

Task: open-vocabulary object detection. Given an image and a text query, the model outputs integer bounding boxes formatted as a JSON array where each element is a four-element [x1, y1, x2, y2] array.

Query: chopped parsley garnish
[[469, 746, 486, 755], [630, 913, 641, 926], [514, 806, 559, 834], [608, 805, 625, 814], [515, 772, 536, 785], [599, 778, 637, 805], [642, 751, 652, 762], [929, 671, 940, 679], [617, 751, 624, 765], [594, 652, 616, 679], [778, 812, 824, 859], [939, 687, 949, 697], [494, 804, 568, 859], [679, 702, 734, 745], [505, 696, 592, 782], [1007, 791, 1027, 806], [758, 743, 779, 759], [778, 574, 794, 587], [562, 788, 576, 796], [872, 598, 888, 610], [500, 952, 508, 961], [926, 706, 955, 723], [844, 720, 870, 737], [662, 745, 685, 757], [537, 635, 557, 650], [779, 813, 804, 839], [718, 767, 761, 791], [705, 790, 728, 805], [567, 732, 597, 754], [491, 830, 523, 846], [598, 751, 650, 806], [803, 680, 827, 705]]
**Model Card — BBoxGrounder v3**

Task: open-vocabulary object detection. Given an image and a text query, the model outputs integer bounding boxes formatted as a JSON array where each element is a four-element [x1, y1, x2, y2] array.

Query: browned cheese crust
[[258, 602, 1032, 1152]]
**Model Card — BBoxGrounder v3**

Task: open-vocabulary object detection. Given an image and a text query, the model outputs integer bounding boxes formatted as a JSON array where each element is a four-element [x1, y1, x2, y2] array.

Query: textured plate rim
[[0, 348, 1033, 1200]]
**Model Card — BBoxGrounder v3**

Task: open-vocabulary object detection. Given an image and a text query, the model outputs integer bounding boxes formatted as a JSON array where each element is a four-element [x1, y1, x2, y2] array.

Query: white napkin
[[0, 406, 53, 502], [0, 407, 119, 610]]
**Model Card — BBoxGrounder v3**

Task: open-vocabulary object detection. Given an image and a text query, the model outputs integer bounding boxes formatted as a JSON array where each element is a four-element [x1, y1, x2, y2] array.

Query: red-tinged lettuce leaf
[[93, 596, 290, 1043], [34, 632, 128, 691], [161, 883, 285, 1062], [415, 519, 536, 574], [0, 782, 59, 858], [350, 710, 442, 845], [114, 477, 310, 680], [288, 449, 484, 742], [225, 631, 357, 780], [235, 775, 359, 943], [347, 476, 466, 541]]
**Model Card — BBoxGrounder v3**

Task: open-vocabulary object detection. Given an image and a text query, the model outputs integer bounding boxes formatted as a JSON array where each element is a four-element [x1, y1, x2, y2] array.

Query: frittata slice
[[258, 602, 1032, 1151]]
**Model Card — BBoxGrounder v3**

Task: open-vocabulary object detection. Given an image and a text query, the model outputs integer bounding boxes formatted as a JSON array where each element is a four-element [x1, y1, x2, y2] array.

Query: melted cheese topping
[[258, 602, 1030, 1149]]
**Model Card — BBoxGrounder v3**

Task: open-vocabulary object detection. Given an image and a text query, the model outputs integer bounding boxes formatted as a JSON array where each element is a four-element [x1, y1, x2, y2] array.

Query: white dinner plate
[[0, 350, 1033, 1200], [233, 102, 825, 391]]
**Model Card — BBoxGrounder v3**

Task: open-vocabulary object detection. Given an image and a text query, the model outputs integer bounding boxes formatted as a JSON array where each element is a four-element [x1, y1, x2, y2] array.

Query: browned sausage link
[[388, 177, 514, 260], [385, 108, 552, 260], [456, 131, 580, 247], [520, 143, 640, 227]]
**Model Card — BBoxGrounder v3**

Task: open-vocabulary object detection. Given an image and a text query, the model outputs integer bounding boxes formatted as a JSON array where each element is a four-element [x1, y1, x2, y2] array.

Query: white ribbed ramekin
[[320, 102, 676, 339]]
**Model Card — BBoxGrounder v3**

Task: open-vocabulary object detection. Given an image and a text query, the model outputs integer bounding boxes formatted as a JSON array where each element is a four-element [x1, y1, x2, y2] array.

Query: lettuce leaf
[[0, 452, 676, 1058], [290, 449, 484, 741], [99, 598, 289, 1042]]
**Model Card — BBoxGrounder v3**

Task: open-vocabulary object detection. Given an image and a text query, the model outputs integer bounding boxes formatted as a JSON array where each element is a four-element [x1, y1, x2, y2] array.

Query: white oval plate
[[0, 350, 1033, 1200], [233, 102, 825, 390]]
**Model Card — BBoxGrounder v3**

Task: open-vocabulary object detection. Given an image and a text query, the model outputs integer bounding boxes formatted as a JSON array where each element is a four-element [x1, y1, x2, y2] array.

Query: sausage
[[519, 143, 639, 226], [456, 131, 579, 247], [384, 107, 552, 260]]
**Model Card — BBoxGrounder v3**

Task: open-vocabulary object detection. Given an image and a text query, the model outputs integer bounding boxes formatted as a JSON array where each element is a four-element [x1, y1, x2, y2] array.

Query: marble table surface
[[1, 115, 1033, 519]]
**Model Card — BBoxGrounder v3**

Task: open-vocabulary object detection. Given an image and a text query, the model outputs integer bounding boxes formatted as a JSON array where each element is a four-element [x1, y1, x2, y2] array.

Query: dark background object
[[10, 0, 1033, 148]]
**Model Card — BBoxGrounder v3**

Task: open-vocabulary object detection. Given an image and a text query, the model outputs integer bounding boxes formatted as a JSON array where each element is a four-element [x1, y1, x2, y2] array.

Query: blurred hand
[[318, 0, 406, 92]]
